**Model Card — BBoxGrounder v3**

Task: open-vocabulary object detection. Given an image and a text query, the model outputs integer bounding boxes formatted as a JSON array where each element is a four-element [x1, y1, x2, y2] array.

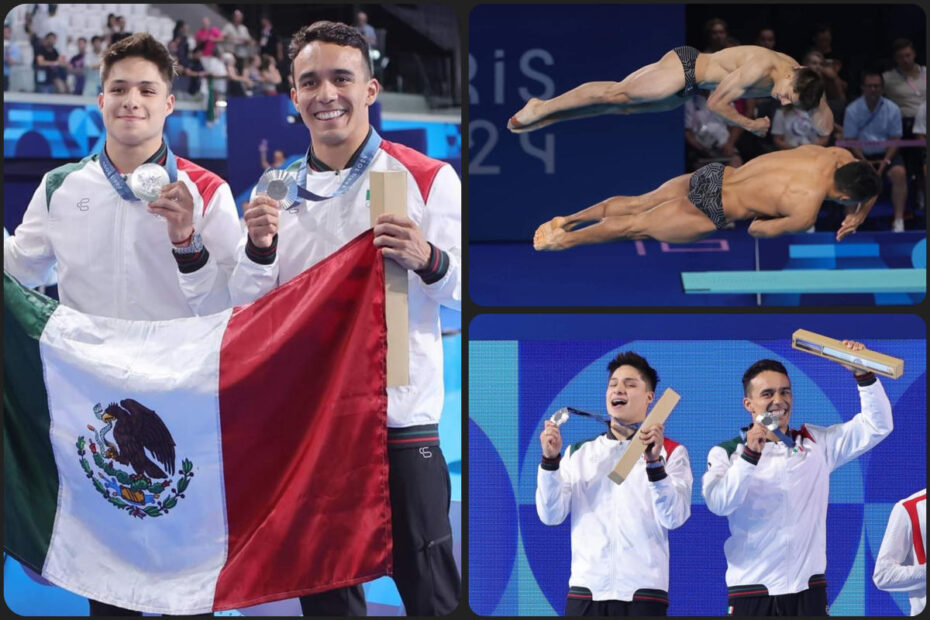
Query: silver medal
[[256, 169, 299, 207], [755, 412, 780, 431], [549, 408, 571, 426], [128, 163, 170, 202]]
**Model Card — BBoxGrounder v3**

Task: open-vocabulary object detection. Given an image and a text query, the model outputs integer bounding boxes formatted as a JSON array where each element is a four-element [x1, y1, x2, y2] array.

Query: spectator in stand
[[883, 38, 926, 209], [110, 15, 131, 46], [186, 41, 208, 98], [257, 53, 281, 95], [171, 20, 191, 71], [771, 104, 829, 149], [685, 90, 743, 172], [883, 39, 925, 122], [195, 17, 222, 59], [83, 35, 103, 96], [703, 17, 729, 53], [34, 31, 67, 93], [755, 27, 776, 51], [68, 36, 87, 95], [245, 53, 260, 84], [258, 16, 282, 63], [4, 23, 23, 92], [844, 69, 908, 231], [104, 13, 118, 44], [222, 9, 253, 61], [222, 51, 252, 97], [200, 46, 228, 102], [804, 49, 847, 132], [355, 11, 377, 47]]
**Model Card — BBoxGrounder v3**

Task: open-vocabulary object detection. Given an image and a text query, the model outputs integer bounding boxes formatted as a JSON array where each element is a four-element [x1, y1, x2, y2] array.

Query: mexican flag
[[3, 231, 392, 614]]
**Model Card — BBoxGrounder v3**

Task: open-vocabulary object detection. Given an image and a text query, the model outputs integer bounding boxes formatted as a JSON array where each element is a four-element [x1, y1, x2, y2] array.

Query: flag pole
[[369, 171, 410, 387]]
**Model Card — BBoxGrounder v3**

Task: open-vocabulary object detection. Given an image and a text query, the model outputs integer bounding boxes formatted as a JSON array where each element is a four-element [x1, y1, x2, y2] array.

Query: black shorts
[[688, 162, 727, 228], [673, 45, 700, 98]]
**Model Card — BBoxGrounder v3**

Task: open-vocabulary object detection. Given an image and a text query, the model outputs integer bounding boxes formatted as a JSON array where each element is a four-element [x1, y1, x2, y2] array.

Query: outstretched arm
[[748, 211, 817, 237], [706, 63, 771, 135]]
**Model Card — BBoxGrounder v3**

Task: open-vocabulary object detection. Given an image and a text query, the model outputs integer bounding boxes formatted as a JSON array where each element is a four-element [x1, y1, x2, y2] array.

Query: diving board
[[682, 269, 926, 294]]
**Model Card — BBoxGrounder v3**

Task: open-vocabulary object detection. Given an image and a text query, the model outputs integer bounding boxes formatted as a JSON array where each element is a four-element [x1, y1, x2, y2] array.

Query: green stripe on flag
[[3, 273, 60, 571]]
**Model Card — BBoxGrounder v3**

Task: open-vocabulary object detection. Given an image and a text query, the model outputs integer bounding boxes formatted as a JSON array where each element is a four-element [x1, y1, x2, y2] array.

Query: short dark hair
[[607, 352, 658, 393], [101, 32, 176, 89], [288, 21, 371, 80], [860, 68, 884, 85], [742, 360, 789, 396], [892, 38, 914, 54], [91, 35, 103, 44], [834, 160, 883, 202], [793, 67, 824, 110]]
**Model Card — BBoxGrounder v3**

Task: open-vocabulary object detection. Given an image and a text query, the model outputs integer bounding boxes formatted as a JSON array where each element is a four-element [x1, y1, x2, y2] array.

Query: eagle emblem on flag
[[77, 400, 194, 519]]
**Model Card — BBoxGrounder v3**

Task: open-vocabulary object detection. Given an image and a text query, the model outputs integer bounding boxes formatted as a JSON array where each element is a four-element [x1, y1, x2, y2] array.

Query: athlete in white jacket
[[537, 351, 691, 616], [3, 33, 239, 617], [4, 35, 240, 320], [702, 341, 893, 616], [873, 489, 926, 616], [230, 22, 460, 616]]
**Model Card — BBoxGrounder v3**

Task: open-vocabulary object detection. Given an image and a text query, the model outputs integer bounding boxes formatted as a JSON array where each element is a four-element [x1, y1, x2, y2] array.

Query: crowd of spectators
[[685, 18, 926, 231], [4, 5, 388, 105], [3, 5, 294, 102]]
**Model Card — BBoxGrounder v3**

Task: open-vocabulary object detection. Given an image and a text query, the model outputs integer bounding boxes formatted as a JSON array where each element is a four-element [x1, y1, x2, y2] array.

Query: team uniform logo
[[76, 400, 194, 519]]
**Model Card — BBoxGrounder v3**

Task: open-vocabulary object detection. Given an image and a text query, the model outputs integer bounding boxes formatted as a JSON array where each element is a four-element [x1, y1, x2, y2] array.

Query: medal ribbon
[[100, 140, 178, 201], [290, 128, 382, 207]]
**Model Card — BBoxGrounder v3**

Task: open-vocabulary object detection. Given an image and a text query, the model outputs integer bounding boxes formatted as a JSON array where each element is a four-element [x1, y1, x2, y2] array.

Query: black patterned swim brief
[[672, 45, 700, 98], [687, 162, 727, 229]]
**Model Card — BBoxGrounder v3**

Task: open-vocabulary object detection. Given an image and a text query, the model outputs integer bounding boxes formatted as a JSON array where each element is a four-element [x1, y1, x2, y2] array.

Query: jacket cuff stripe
[[174, 247, 209, 274], [415, 243, 450, 285], [541, 454, 561, 471], [646, 465, 668, 482], [246, 234, 278, 265], [740, 446, 761, 466], [855, 372, 877, 386]]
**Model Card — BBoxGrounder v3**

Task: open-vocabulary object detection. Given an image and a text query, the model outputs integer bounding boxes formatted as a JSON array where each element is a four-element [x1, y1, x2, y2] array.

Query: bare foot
[[533, 217, 569, 251], [508, 98, 546, 133]]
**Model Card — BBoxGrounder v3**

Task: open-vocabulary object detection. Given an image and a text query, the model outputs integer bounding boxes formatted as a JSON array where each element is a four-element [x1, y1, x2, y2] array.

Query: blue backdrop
[[468, 314, 926, 616], [468, 4, 685, 242]]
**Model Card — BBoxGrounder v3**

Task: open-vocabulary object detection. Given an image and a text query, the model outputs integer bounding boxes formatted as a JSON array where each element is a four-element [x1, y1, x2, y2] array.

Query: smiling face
[[98, 56, 174, 151], [605, 365, 654, 426], [743, 370, 793, 433], [290, 40, 378, 153]]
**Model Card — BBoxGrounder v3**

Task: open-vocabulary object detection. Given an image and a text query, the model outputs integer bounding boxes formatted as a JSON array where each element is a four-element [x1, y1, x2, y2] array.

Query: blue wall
[[468, 4, 685, 242], [468, 314, 926, 616]]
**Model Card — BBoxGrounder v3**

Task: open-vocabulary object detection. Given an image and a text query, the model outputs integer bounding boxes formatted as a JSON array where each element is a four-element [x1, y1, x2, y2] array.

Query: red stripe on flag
[[903, 494, 926, 565], [213, 231, 392, 609]]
